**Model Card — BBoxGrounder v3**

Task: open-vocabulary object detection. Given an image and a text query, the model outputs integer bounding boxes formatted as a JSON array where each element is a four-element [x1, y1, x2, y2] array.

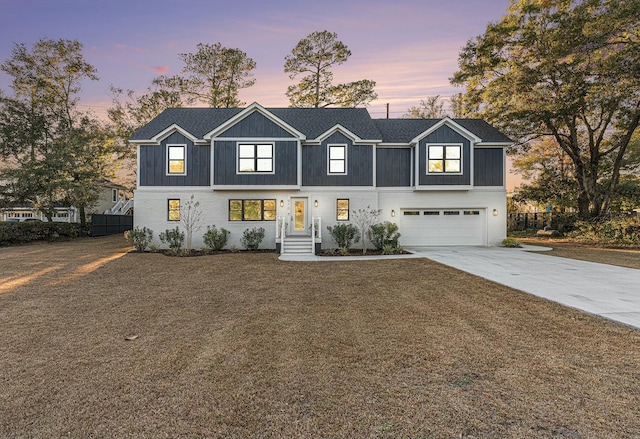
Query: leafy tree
[[108, 43, 256, 169], [284, 30, 377, 108], [451, 0, 640, 219], [0, 38, 113, 224], [404, 96, 447, 119], [178, 43, 256, 108]]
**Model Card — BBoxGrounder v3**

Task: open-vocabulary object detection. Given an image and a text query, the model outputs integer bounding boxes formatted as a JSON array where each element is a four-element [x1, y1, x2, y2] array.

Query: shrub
[[502, 237, 523, 248], [573, 215, 640, 245], [124, 227, 154, 252], [369, 221, 401, 250], [241, 227, 265, 250], [203, 225, 230, 251], [0, 222, 87, 246], [159, 226, 185, 255], [326, 223, 360, 251]]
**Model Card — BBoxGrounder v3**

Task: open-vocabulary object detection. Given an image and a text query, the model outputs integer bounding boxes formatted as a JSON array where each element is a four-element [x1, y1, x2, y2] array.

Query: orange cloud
[[153, 65, 169, 74]]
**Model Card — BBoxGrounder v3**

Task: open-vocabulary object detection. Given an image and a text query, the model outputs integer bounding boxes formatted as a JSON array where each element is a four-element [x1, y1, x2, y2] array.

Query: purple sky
[[1, 0, 511, 119]]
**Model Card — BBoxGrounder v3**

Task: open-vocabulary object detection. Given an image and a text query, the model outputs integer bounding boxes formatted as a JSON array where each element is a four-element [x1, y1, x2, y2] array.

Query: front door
[[291, 197, 308, 235]]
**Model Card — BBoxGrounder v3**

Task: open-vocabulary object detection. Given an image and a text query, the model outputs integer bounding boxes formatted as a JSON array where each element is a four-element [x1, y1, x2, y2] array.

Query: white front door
[[291, 197, 308, 235]]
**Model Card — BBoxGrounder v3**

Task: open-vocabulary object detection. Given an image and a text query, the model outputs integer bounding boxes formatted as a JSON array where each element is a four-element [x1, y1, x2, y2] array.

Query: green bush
[[159, 226, 185, 255], [501, 237, 523, 248], [369, 221, 401, 250], [573, 215, 640, 245], [241, 227, 265, 250], [124, 227, 154, 252], [326, 223, 360, 251], [203, 225, 230, 251], [0, 222, 88, 246]]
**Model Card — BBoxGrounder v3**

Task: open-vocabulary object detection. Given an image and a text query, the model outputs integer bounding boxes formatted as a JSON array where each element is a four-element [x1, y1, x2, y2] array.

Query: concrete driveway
[[408, 245, 640, 330]]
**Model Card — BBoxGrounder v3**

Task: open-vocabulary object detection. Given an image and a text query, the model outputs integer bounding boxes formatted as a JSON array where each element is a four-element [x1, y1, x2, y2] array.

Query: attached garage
[[398, 208, 487, 246]]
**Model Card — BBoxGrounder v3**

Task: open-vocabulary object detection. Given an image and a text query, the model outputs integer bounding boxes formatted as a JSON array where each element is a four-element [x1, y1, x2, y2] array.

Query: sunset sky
[[1, 0, 510, 118]]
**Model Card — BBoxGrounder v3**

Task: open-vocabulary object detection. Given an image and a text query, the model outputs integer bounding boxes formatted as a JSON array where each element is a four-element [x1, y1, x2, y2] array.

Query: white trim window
[[427, 144, 462, 174], [328, 144, 347, 174], [238, 143, 274, 173], [167, 144, 187, 175]]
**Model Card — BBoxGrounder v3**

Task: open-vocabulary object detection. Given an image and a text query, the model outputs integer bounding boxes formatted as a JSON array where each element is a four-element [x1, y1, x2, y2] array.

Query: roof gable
[[204, 102, 305, 140]]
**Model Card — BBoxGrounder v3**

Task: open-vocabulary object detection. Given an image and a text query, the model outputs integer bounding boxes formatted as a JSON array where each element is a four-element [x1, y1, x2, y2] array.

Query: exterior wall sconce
[[391, 209, 396, 217], [314, 200, 318, 207], [493, 209, 498, 216], [280, 200, 284, 207]]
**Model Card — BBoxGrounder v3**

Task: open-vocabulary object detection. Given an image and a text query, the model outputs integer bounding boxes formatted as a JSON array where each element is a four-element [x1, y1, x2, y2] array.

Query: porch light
[[280, 200, 284, 207], [314, 200, 318, 207], [391, 209, 396, 217], [493, 209, 498, 216]]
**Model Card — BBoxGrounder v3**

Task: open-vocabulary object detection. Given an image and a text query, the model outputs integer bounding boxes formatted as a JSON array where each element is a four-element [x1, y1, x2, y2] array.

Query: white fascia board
[[474, 142, 513, 148], [203, 102, 306, 140], [414, 184, 473, 191], [212, 185, 301, 191], [130, 124, 206, 145], [410, 117, 482, 144], [309, 124, 381, 145], [376, 143, 412, 148]]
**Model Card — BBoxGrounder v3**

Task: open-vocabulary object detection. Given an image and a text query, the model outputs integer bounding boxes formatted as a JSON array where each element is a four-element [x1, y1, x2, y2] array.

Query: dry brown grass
[[1, 236, 640, 439], [520, 238, 640, 270]]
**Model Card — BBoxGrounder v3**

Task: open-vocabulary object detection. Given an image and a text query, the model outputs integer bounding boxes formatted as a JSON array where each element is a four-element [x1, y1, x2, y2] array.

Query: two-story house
[[130, 103, 512, 253]]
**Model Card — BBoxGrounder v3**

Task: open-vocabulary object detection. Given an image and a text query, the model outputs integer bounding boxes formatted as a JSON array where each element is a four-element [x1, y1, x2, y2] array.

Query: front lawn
[[1, 236, 639, 438]]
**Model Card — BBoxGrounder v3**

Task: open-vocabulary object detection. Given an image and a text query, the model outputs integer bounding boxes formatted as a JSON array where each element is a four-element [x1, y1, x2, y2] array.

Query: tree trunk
[[79, 204, 86, 227]]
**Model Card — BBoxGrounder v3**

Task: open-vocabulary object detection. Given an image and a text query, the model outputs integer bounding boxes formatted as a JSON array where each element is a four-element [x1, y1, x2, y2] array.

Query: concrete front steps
[[281, 236, 315, 255]]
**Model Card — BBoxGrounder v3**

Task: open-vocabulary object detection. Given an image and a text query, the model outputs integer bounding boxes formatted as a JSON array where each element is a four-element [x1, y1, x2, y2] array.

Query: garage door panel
[[399, 209, 485, 246]]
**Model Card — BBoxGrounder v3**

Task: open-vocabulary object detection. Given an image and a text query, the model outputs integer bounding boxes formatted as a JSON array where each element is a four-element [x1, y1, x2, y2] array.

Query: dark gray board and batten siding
[[473, 148, 504, 186], [139, 132, 210, 186], [302, 132, 373, 186], [376, 148, 412, 187], [213, 140, 298, 186], [418, 125, 471, 186]]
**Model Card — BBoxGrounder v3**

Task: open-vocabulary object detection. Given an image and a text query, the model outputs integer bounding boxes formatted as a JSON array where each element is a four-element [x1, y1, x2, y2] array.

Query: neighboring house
[[130, 102, 512, 253], [0, 181, 132, 222]]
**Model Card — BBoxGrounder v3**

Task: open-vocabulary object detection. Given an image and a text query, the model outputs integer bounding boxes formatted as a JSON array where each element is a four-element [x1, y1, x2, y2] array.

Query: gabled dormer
[[208, 103, 304, 190], [301, 124, 379, 187], [131, 121, 211, 188], [412, 117, 480, 190]]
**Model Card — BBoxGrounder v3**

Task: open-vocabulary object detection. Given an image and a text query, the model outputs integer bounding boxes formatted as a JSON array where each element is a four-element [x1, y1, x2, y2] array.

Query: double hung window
[[167, 145, 186, 175], [328, 145, 347, 174]]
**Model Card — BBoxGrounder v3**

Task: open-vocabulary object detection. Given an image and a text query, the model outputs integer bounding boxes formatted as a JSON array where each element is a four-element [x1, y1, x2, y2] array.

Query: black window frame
[[229, 199, 277, 221], [237, 143, 274, 173], [427, 144, 462, 174], [336, 198, 349, 221], [168, 199, 181, 221], [167, 144, 186, 175], [328, 144, 347, 175]]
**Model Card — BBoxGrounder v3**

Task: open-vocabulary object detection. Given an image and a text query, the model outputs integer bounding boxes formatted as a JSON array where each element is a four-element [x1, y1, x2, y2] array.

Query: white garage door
[[399, 208, 486, 246]]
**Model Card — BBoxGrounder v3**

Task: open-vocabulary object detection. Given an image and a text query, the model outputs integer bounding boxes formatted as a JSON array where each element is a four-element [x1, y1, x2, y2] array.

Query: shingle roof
[[373, 118, 512, 143], [130, 107, 511, 144]]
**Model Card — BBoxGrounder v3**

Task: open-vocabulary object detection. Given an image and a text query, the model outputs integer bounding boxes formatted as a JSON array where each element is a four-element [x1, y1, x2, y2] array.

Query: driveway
[[408, 245, 640, 330]]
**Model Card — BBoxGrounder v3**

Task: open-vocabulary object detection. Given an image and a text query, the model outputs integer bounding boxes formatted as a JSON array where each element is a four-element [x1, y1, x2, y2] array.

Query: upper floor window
[[428, 145, 461, 174], [167, 145, 186, 175], [328, 144, 347, 174], [238, 143, 273, 173]]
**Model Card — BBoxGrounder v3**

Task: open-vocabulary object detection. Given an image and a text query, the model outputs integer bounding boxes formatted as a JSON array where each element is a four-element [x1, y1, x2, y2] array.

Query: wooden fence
[[91, 214, 133, 236]]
